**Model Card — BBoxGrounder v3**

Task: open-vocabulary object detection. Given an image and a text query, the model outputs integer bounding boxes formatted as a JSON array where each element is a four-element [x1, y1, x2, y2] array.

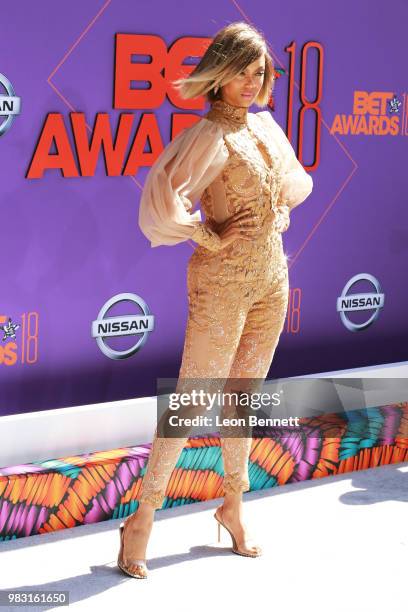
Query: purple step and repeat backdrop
[[1, 1, 407, 416]]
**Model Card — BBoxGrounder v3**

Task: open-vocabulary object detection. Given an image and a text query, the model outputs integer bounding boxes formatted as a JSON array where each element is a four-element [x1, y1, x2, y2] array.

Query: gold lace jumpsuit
[[137, 99, 313, 508]]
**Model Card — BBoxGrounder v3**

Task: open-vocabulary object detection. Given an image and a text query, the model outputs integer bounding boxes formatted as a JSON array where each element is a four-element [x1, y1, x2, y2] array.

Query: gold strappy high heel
[[214, 506, 262, 558], [117, 521, 148, 579]]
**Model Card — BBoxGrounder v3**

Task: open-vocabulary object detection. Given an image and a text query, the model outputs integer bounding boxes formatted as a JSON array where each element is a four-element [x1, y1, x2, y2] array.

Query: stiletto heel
[[117, 520, 148, 579], [213, 506, 262, 558]]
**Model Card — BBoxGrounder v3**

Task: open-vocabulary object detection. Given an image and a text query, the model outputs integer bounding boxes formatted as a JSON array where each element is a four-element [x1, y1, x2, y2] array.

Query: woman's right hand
[[213, 207, 260, 250]]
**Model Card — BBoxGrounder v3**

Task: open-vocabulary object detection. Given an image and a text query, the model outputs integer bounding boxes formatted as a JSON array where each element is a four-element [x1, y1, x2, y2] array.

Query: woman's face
[[220, 55, 266, 107]]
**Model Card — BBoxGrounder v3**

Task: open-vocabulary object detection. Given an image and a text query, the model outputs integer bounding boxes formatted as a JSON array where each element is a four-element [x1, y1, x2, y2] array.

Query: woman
[[117, 21, 313, 579]]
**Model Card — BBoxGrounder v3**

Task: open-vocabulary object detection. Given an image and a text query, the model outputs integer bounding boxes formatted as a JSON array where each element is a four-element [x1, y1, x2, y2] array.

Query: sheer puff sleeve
[[138, 118, 228, 251], [257, 110, 313, 210]]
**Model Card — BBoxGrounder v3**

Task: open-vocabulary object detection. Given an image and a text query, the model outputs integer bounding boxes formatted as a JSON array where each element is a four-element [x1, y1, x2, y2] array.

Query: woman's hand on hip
[[212, 208, 260, 250]]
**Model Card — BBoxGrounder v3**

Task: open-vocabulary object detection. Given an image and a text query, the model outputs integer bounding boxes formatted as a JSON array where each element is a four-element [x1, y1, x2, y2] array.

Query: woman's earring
[[214, 84, 219, 95]]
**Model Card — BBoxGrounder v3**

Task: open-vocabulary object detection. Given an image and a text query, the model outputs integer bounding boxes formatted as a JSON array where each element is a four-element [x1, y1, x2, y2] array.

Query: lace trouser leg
[[138, 270, 249, 510], [220, 267, 289, 494]]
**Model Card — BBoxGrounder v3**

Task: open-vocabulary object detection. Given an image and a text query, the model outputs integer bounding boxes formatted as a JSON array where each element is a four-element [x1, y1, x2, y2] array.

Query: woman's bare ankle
[[138, 501, 156, 517], [126, 502, 155, 530], [222, 492, 243, 513]]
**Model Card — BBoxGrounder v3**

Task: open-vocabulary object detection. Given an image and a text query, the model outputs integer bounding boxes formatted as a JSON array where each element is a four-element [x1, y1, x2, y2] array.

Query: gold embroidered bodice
[[189, 99, 288, 284], [138, 97, 313, 261]]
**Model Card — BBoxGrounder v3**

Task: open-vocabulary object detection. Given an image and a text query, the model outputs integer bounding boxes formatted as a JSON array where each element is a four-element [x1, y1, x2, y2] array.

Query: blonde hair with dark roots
[[172, 22, 275, 107]]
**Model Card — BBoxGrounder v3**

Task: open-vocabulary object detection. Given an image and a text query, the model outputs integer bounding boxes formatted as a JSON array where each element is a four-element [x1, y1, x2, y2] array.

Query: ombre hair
[[172, 22, 275, 107]]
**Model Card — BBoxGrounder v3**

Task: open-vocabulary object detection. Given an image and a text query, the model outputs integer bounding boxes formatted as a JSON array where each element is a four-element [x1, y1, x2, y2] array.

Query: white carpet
[[1, 461, 407, 612]]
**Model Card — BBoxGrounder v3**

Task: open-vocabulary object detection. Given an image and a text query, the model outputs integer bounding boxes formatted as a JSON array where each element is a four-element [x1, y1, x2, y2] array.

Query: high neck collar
[[209, 99, 249, 125]]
